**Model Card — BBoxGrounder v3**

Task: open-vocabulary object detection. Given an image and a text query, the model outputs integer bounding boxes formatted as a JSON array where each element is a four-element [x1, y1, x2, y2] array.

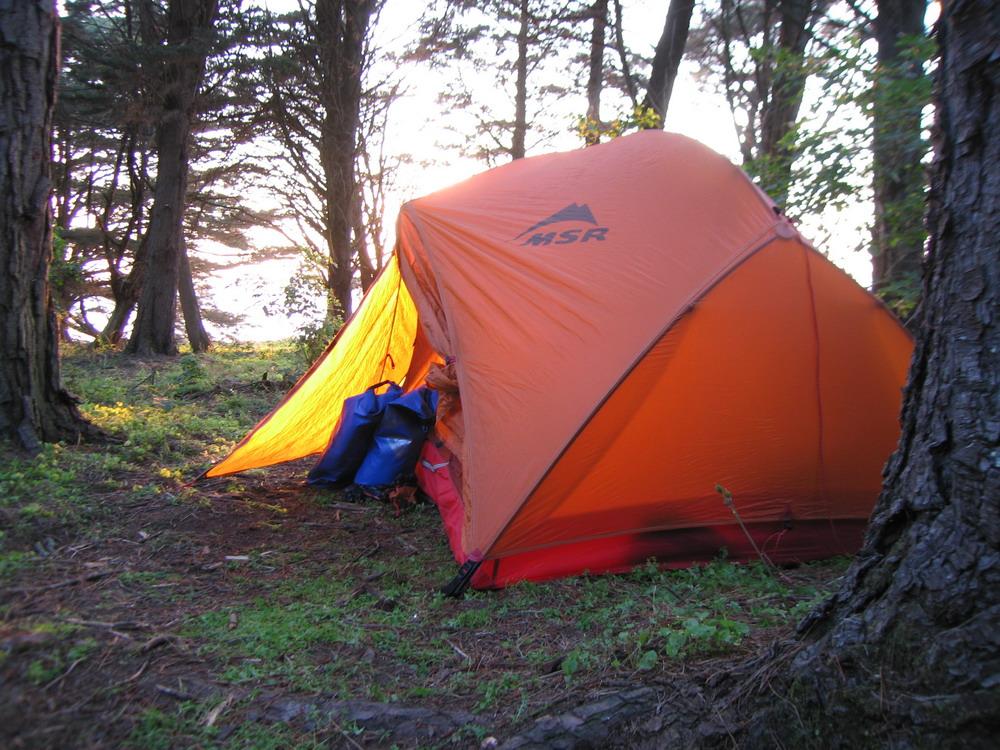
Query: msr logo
[[513, 202, 610, 246]]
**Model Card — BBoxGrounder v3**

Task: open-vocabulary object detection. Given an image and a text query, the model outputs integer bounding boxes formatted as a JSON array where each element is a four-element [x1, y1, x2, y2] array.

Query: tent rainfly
[[207, 131, 913, 590]]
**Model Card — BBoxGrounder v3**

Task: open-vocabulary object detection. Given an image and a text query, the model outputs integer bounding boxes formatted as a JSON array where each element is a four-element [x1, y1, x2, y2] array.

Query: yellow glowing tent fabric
[[206, 255, 420, 477]]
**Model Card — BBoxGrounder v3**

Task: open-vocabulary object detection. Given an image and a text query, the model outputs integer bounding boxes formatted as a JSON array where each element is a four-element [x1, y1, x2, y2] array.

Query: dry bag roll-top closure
[[308, 381, 439, 488]]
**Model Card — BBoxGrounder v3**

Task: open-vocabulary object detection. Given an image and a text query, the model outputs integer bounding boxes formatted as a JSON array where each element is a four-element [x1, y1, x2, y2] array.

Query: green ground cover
[[0, 344, 849, 749]]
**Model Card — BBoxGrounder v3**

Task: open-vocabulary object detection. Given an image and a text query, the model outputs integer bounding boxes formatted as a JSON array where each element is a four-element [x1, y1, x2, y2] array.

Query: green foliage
[[25, 657, 62, 686], [55, 2, 277, 343], [530, 556, 849, 684], [869, 33, 934, 319], [0, 547, 32, 578], [126, 702, 332, 750], [658, 611, 751, 658], [560, 647, 590, 683], [294, 315, 341, 367], [0, 443, 115, 555], [172, 354, 212, 397], [783, 27, 931, 318], [48, 228, 85, 314], [446, 606, 491, 629], [272, 256, 344, 366], [575, 105, 663, 145], [476, 672, 521, 712], [763, 28, 871, 221], [182, 551, 464, 696], [22, 630, 98, 686], [0, 344, 299, 558], [125, 704, 207, 750]]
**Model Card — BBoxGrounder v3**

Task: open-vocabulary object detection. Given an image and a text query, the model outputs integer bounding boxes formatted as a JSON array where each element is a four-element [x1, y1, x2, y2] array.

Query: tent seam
[[800, 244, 829, 530], [399, 204, 479, 551], [480, 224, 786, 559]]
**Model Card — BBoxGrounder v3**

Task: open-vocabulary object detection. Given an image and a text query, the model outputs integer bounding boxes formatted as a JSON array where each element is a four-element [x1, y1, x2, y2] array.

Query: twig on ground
[[328, 717, 365, 750], [396, 535, 418, 554], [128, 368, 158, 393], [136, 634, 181, 653], [117, 658, 151, 686], [43, 657, 87, 691], [445, 639, 471, 662], [349, 542, 380, 564], [715, 485, 782, 575], [714, 704, 738, 748], [156, 683, 193, 701], [61, 617, 152, 631], [4, 569, 120, 596], [202, 693, 236, 728], [322, 501, 377, 513]]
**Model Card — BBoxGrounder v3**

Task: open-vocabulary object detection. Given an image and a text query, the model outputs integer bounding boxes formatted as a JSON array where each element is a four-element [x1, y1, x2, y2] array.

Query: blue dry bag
[[354, 387, 439, 487], [307, 381, 403, 486]]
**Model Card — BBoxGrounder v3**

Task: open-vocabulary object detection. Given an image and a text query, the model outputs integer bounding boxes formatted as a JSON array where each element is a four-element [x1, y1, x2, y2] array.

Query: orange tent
[[208, 131, 913, 589]]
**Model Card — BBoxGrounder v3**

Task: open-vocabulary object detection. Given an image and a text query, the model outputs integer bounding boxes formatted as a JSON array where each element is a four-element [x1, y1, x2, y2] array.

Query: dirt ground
[[0, 460, 847, 749], [1, 349, 849, 748]]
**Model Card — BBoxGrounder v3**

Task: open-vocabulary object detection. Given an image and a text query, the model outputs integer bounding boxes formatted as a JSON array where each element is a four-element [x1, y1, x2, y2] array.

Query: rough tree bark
[[641, 0, 695, 126], [126, 0, 218, 355], [318, 0, 374, 319], [0, 0, 97, 449], [871, 0, 929, 316]]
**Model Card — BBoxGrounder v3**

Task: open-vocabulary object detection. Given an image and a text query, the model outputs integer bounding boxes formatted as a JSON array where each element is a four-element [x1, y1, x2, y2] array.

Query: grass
[[179, 552, 846, 718], [0, 343, 301, 557], [0, 342, 853, 748]]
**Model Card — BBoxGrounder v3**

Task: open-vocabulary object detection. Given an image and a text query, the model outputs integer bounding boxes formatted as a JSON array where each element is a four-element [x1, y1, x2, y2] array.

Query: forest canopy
[[51, 0, 932, 354]]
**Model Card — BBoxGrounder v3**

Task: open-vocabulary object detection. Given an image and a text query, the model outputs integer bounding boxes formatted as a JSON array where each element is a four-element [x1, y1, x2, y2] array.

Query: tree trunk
[[641, 0, 695, 127], [871, 0, 928, 317], [99, 128, 152, 346], [511, 0, 530, 160], [354, 183, 375, 292], [741, 2, 1000, 744], [584, 0, 608, 146], [0, 0, 96, 449], [318, 0, 373, 319], [609, 0, 638, 108], [178, 235, 210, 353], [126, 110, 189, 355], [100, 268, 141, 346], [126, 0, 218, 355], [754, 0, 814, 206]]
